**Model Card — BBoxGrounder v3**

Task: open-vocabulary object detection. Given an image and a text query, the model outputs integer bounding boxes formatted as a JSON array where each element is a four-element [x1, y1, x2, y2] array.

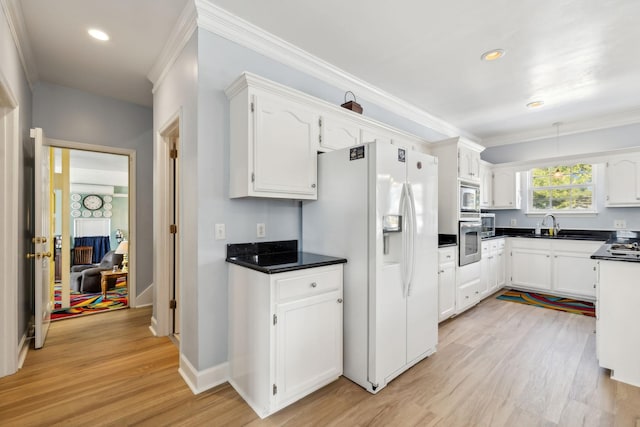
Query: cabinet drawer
[[438, 247, 456, 264], [276, 267, 342, 302]]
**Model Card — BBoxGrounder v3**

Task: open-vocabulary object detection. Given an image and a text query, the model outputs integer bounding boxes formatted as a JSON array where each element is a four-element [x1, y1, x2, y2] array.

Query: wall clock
[[83, 194, 103, 210]]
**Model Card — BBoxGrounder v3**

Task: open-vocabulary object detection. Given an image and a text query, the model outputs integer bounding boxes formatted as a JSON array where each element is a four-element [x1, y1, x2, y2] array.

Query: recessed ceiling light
[[526, 100, 545, 109], [88, 28, 109, 41], [481, 49, 505, 61]]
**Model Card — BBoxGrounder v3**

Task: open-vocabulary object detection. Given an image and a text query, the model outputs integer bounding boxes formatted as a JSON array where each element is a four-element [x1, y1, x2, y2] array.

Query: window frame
[[525, 162, 598, 216]]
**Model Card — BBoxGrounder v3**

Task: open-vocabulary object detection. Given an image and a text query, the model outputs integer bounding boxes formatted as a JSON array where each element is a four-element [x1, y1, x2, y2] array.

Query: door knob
[[42, 252, 52, 258], [26, 253, 37, 259]]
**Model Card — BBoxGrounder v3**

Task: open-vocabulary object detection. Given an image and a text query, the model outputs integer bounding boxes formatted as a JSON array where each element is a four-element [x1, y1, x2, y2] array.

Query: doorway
[[156, 115, 181, 340], [50, 147, 131, 321]]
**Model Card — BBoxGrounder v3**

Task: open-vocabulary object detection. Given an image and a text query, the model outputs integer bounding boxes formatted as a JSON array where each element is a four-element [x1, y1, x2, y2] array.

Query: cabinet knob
[[311, 183, 316, 188], [310, 282, 317, 288], [337, 298, 343, 304], [593, 284, 596, 288], [465, 295, 470, 299]]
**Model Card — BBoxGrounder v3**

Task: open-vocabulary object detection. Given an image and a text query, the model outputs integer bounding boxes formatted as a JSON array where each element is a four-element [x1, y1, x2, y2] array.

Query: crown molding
[[1, 0, 38, 88], [194, 0, 478, 143], [481, 108, 640, 148], [147, 0, 197, 90]]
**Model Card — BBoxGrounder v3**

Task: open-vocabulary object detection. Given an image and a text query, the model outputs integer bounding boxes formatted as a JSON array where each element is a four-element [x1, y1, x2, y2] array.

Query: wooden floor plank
[[1, 296, 639, 426]]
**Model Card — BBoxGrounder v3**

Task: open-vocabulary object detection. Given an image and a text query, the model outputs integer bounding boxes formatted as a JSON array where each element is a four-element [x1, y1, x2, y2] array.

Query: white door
[[31, 128, 52, 349]]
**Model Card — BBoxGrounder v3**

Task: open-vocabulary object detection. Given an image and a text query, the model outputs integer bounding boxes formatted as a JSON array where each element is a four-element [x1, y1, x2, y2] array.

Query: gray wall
[[32, 82, 153, 296], [483, 124, 640, 231]]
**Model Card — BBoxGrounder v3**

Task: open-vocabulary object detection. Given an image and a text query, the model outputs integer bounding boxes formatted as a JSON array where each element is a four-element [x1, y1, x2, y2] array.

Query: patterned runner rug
[[52, 279, 128, 321], [497, 289, 595, 317]]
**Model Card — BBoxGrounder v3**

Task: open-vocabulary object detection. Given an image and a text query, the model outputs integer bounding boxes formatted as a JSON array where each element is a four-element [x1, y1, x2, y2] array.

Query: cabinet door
[[552, 251, 597, 298], [274, 290, 342, 409], [253, 93, 318, 197], [457, 278, 480, 313], [479, 163, 492, 208], [438, 261, 456, 322], [458, 146, 480, 182], [492, 168, 520, 209], [479, 241, 491, 298], [496, 245, 506, 288], [605, 157, 640, 206], [319, 115, 360, 152], [510, 247, 551, 290]]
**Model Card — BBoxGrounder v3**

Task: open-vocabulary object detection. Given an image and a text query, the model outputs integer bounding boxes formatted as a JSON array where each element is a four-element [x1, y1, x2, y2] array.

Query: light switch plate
[[510, 218, 517, 226], [215, 223, 226, 240], [614, 219, 627, 229], [257, 223, 266, 238]]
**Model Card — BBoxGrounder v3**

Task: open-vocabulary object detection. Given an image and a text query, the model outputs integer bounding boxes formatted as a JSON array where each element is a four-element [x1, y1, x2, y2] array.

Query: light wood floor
[[1, 296, 639, 426]]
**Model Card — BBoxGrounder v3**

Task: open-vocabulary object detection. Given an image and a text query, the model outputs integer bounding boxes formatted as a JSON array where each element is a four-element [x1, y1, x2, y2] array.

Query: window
[[529, 163, 595, 212]]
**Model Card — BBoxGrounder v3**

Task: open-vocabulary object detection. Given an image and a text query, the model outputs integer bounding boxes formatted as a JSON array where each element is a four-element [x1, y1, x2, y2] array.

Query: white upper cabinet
[[319, 115, 360, 152], [605, 156, 640, 206], [458, 144, 481, 182], [479, 160, 492, 208], [492, 167, 521, 209], [227, 78, 319, 199], [226, 73, 432, 200]]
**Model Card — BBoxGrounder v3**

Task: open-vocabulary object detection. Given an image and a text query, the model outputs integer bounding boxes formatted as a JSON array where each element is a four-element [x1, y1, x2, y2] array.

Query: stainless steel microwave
[[460, 183, 480, 220], [480, 213, 496, 238]]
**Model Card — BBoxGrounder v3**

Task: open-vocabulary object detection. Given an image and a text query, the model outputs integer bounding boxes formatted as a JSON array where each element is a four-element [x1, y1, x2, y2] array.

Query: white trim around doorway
[[0, 76, 20, 378], [153, 109, 182, 337]]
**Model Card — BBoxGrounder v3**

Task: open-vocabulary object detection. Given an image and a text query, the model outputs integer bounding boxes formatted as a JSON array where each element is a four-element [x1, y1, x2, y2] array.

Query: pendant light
[[552, 122, 562, 178]]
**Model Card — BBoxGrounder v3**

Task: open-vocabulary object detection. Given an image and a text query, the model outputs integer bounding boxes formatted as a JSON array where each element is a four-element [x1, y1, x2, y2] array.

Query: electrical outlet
[[257, 223, 266, 238], [215, 223, 226, 240], [510, 218, 517, 226], [614, 219, 627, 229]]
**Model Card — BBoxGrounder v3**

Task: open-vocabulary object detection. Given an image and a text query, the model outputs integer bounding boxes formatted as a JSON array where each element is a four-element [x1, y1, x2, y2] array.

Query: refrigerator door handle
[[399, 183, 409, 296], [405, 183, 417, 296]]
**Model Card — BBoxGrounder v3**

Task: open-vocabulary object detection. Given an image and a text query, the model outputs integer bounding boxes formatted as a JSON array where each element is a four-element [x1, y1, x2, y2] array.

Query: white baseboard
[[18, 333, 29, 369], [134, 283, 153, 307], [149, 316, 158, 336], [178, 354, 229, 395]]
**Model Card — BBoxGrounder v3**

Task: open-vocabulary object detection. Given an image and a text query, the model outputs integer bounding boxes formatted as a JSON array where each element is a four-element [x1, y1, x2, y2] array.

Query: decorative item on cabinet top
[[341, 91, 363, 114]]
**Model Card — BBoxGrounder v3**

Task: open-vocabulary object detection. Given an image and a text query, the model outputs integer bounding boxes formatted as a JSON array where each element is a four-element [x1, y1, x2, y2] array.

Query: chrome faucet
[[541, 213, 561, 236]]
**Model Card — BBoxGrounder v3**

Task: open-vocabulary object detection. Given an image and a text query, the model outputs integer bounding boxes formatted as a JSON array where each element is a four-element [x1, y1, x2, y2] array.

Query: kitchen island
[[592, 239, 640, 388]]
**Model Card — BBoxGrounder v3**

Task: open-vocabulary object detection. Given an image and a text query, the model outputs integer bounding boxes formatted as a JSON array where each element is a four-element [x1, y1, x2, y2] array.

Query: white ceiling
[[19, 0, 188, 106], [14, 0, 640, 145], [54, 149, 128, 187]]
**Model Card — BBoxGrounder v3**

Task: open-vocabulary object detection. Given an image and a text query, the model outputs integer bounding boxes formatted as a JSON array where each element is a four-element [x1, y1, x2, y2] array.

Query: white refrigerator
[[303, 140, 438, 394]]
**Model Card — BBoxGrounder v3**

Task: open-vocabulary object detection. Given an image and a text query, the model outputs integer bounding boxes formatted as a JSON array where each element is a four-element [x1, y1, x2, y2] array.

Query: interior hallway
[[1, 296, 639, 426]]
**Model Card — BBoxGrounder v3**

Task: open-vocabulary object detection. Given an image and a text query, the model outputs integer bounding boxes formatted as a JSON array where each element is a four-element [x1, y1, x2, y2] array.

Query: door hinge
[[169, 299, 177, 309], [319, 134, 322, 143], [250, 102, 254, 113], [170, 224, 177, 234], [605, 162, 609, 167], [272, 384, 277, 395], [169, 148, 178, 159], [251, 172, 255, 183], [318, 118, 322, 127], [273, 314, 277, 325]]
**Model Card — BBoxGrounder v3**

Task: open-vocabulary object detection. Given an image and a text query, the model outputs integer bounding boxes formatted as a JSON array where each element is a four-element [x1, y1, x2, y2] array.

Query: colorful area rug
[[497, 290, 595, 317], [51, 278, 128, 321]]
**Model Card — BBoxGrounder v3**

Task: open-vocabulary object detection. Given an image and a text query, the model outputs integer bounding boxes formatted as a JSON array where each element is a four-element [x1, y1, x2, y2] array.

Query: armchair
[[70, 250, 124, 293]]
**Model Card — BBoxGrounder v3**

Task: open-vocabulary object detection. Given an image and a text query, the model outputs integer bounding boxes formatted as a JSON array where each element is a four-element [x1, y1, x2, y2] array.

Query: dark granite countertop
[[494, 227, 613, 242], [591, 237, 640, 263], [226, 240, 347, 274]]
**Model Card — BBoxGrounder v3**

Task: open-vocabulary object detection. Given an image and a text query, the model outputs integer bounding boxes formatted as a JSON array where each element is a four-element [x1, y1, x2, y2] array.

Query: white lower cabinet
[[509, 238, 603, 299], [228, 264, 343, 418], [438, 246, 456, 322], [597, 260, 640, 387], [480, 238, 506, 298], [456, 261, 480, 314]]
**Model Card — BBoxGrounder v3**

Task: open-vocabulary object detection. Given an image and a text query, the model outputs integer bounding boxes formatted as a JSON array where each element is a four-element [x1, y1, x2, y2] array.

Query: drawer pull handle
[[310, 282, 317, 288], [337, 298, 343, 304]]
